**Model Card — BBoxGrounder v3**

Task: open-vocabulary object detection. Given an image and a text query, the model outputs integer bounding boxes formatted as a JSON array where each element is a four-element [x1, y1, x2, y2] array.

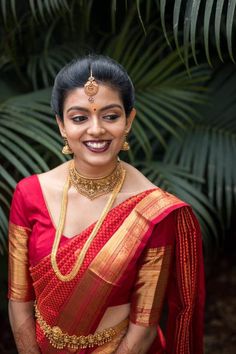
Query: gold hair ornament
[[84, 68, 99, 103]]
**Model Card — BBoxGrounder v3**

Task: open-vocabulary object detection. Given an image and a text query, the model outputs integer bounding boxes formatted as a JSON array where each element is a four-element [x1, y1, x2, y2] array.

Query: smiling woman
[[8, 55, 205, 354]]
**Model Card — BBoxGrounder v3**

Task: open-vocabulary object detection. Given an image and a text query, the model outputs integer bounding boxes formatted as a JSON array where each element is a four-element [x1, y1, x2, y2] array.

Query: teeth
[[86, 141, 107, 149]]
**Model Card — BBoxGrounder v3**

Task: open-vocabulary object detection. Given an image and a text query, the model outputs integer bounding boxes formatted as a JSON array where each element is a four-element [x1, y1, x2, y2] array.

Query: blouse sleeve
[[8, 181, 35, 302]]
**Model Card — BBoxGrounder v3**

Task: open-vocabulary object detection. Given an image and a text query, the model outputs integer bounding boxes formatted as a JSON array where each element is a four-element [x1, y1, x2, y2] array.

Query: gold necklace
[[51, 163, 126, 282], [69, 160, 123, 200]]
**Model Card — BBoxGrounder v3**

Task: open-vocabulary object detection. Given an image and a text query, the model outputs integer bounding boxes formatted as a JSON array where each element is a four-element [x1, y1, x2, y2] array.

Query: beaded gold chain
[[51, 162, 126, 282]]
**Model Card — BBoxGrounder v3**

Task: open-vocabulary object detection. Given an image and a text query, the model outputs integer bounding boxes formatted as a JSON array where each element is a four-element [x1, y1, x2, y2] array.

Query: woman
[[8, 55, 205, 354]]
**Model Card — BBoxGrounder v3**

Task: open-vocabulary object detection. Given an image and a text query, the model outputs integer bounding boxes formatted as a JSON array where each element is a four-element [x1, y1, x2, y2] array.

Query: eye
[[103, 114, 119, 121], [72, 115, 88, 123]]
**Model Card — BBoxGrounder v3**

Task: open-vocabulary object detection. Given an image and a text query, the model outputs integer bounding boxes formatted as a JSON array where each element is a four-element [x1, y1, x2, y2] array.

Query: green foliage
[[0, 89, 69, 252], [164, 66, 236, 230], [102, 25, 209, 156], [159, 0, 236, 66]]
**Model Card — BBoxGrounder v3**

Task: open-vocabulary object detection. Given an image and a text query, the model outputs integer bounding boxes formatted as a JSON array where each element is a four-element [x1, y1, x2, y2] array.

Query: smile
[[83, 140, 111, 152]]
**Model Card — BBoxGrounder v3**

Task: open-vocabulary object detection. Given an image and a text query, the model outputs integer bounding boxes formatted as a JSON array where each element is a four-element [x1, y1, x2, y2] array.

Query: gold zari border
[[130, 245, 173, 326], [8, 222, 34, 301]]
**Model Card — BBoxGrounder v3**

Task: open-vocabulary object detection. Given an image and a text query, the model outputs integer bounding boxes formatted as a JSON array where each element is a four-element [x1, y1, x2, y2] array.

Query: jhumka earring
[[121, 130, 130, 151], [84, 68, 99, 102], [62, 137, 73, 155]]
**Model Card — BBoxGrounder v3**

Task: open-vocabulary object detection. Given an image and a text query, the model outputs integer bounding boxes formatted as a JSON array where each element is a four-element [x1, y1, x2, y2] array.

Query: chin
[[78, 154, 118, 167]]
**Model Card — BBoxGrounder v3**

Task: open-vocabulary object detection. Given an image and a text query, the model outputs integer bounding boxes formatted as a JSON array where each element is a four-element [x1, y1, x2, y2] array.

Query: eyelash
[[72, 116, 87, 123], [103, 114, 119, 121], [71, 114, 120, 123]]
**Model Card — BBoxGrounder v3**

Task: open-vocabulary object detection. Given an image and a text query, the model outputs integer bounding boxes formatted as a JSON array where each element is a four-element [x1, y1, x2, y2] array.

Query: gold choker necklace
[[69, 160, 123, 200]]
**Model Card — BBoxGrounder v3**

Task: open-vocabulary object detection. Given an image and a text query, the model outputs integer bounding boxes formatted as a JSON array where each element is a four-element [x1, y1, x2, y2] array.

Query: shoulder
[[36, 161, 70, 190], [121, 161, 186, 204], [15, 174, 38, 195], [15, 161, 69, 197], [121, 161, 156, 193]]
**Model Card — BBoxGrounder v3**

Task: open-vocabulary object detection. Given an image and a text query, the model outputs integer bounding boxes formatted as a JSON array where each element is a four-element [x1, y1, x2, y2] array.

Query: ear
[[126, 108, 136, 132], [56, 115, 66, 137]]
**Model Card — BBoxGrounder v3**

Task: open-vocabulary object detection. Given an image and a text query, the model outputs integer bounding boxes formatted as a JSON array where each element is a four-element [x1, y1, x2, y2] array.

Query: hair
[[51, 54, 135, 119]]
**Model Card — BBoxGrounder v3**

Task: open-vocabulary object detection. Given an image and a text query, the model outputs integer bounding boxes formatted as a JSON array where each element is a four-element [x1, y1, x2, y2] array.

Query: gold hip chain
[[35, 303, 116, 350]]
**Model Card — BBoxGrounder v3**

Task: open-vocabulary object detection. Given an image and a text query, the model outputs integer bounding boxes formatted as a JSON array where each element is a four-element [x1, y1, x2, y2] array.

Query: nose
[[87, 117, 105, 137]]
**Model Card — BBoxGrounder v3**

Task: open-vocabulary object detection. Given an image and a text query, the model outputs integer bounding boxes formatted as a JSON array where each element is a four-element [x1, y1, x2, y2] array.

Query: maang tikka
[[84, 68, 99, 102]]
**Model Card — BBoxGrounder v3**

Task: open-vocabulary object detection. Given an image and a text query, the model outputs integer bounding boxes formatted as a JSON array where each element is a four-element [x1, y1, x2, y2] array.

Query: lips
[[83, 140, 111, 153]]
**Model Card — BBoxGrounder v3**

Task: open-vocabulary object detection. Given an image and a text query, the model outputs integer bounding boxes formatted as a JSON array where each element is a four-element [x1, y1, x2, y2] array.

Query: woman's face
[[57, 84, 135, 173]]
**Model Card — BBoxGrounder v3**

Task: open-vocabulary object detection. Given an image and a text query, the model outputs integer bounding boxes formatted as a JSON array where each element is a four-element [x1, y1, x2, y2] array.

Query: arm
[[9, 300, 41, 354], [115, 322, 156, 354], [8, 182, 40, 353]]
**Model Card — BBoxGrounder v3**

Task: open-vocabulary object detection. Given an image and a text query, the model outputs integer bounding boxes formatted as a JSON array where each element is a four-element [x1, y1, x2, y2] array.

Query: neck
[[73, 158, 118, 179]]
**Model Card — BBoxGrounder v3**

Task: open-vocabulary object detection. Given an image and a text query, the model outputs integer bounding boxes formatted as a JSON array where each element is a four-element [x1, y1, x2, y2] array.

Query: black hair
[[51, 54, 135, 119]]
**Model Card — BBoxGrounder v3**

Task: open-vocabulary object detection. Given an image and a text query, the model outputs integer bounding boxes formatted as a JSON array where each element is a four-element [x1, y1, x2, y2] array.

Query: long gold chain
[[51, 164, 126, 282]]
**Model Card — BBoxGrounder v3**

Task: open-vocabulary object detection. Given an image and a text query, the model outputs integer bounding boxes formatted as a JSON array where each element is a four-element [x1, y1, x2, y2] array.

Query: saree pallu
[[8, 175, 205, 354]]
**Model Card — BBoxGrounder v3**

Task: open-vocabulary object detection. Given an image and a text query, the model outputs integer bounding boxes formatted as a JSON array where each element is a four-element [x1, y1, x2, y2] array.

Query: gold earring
[[121, 130, 130, 151], [62, 137, 73, 155]]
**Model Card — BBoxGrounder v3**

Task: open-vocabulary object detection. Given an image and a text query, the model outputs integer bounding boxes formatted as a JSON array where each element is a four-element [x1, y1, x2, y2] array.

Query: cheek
[[113, 121, 126, 137], [113, 128, 125, 140], [64, 123, 83, 138]]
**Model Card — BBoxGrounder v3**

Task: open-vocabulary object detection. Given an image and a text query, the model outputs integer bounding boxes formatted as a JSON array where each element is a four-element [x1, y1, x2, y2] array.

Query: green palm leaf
[[137, 160, 218, 247], [164, 66, 236, 228], [0, 88, 68, 251], [103, 26, 209, 156], [159, 0, 236, 65], [27, 45, 78, 89], [1, 0, 69, 24]]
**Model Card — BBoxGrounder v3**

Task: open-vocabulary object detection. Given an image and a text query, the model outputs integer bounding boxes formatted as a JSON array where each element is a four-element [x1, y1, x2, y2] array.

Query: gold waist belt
[[35, 304, 120, 350]]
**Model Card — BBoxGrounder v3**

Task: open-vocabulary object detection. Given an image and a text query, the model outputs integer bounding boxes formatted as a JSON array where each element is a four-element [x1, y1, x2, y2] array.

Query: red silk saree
[[8, 175, 205, 353]]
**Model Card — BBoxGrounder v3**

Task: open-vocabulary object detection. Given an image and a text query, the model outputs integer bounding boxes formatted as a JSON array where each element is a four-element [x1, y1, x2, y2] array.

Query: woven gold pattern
[[35, 303, 116, 350], [8, 222, 34, 301]]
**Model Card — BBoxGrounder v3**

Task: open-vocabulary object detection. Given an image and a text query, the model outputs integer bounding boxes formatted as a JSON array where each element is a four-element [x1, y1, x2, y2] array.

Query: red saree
[[8, 175, 205, 354]]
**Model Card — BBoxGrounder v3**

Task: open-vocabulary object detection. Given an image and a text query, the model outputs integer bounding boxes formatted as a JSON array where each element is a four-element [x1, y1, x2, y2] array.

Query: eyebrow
[[66, 104, 123, 113]]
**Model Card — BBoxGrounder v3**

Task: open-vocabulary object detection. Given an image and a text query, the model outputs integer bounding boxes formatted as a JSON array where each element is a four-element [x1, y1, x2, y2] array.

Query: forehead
[[63, 85, 123, 111]]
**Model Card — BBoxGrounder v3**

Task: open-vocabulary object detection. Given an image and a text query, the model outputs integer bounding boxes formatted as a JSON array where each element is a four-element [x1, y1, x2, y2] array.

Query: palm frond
[[1, 0, 69, 25], [159, 0, 236, 65], [103, 26, 209, 157], [0, 88, 68, 251], [164, 65, 236, 228], [137, 160, 219, 248], [27, 44, 78, 90]]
